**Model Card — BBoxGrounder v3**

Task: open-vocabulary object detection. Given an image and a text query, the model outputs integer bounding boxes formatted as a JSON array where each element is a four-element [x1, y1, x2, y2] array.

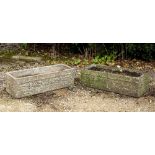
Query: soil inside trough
[[89, 67, 142, 77]]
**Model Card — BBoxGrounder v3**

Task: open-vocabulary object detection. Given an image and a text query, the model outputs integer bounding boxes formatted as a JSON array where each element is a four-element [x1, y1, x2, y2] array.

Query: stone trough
[[6, 64, 76, 98], [81, 64, 151, 97]]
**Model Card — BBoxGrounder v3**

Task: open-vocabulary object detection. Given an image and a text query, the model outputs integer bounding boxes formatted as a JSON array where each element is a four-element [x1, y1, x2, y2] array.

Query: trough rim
[[6, 64, 74, 80], [84, 64, 144, 79]]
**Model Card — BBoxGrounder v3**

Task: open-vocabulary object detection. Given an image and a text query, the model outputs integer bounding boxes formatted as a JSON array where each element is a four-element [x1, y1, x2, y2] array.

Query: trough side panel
[[107, 77, 140, 97], [6, 74, 20, 98], [107, 72, 139, 83], [13, 69, 75, 98], [137, 74, 151, 97], [81, 70, 108, 90]]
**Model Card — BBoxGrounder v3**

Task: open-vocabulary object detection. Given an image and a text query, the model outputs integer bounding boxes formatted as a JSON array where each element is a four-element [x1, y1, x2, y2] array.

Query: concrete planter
[[6, 64, 76, 98], [81, 65, 151, 97]]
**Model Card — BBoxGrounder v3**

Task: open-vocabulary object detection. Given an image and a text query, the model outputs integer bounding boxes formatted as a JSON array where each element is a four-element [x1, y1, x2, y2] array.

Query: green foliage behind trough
[[24, 43, 155, 61], [1, 43, 155, 62]]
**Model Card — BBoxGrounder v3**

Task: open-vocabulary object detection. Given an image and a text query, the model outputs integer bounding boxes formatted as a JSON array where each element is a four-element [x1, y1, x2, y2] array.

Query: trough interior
[[89, 66, 142, 77], [9, 65, 70, 78]]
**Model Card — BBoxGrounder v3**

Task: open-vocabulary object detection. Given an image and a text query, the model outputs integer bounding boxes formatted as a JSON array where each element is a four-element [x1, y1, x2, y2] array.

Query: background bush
[[1, 43, 155, 61]]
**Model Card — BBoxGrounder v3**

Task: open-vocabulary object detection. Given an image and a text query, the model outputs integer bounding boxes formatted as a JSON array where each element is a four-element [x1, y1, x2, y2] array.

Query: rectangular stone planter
[[6, 64, 76, 98], [81, 64, 151, 97]]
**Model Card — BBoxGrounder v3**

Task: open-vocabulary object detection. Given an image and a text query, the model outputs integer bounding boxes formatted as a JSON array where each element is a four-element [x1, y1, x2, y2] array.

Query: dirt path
[[0, 59, 155, 112], [0, 85, 155, 112]]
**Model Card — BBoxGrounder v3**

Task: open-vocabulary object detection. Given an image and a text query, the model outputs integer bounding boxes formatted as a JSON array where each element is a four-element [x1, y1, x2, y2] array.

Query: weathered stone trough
[[6, 64, 76, 98], [81, 64, 151, 97]]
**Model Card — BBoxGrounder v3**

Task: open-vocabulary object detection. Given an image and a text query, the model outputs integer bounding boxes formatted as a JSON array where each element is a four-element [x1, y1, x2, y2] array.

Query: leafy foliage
[[1, 43, 155, 62], [92, 53, 116, 64]]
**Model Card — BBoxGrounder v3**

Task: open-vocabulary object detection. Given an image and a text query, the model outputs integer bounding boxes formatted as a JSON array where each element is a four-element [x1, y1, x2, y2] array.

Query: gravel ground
[[0, 59, 155, 112]]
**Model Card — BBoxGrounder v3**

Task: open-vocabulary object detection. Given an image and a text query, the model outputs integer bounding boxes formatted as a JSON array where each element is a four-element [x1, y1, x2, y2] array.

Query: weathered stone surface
[[6, 64, 76, 98], [146, 71, 155, 94], [0, 72, 5, 91], [80, 64, 151, 97]]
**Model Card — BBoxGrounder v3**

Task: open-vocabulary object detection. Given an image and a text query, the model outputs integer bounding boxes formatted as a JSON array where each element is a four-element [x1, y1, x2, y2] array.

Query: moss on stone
[[81, 65, 151, 97]]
